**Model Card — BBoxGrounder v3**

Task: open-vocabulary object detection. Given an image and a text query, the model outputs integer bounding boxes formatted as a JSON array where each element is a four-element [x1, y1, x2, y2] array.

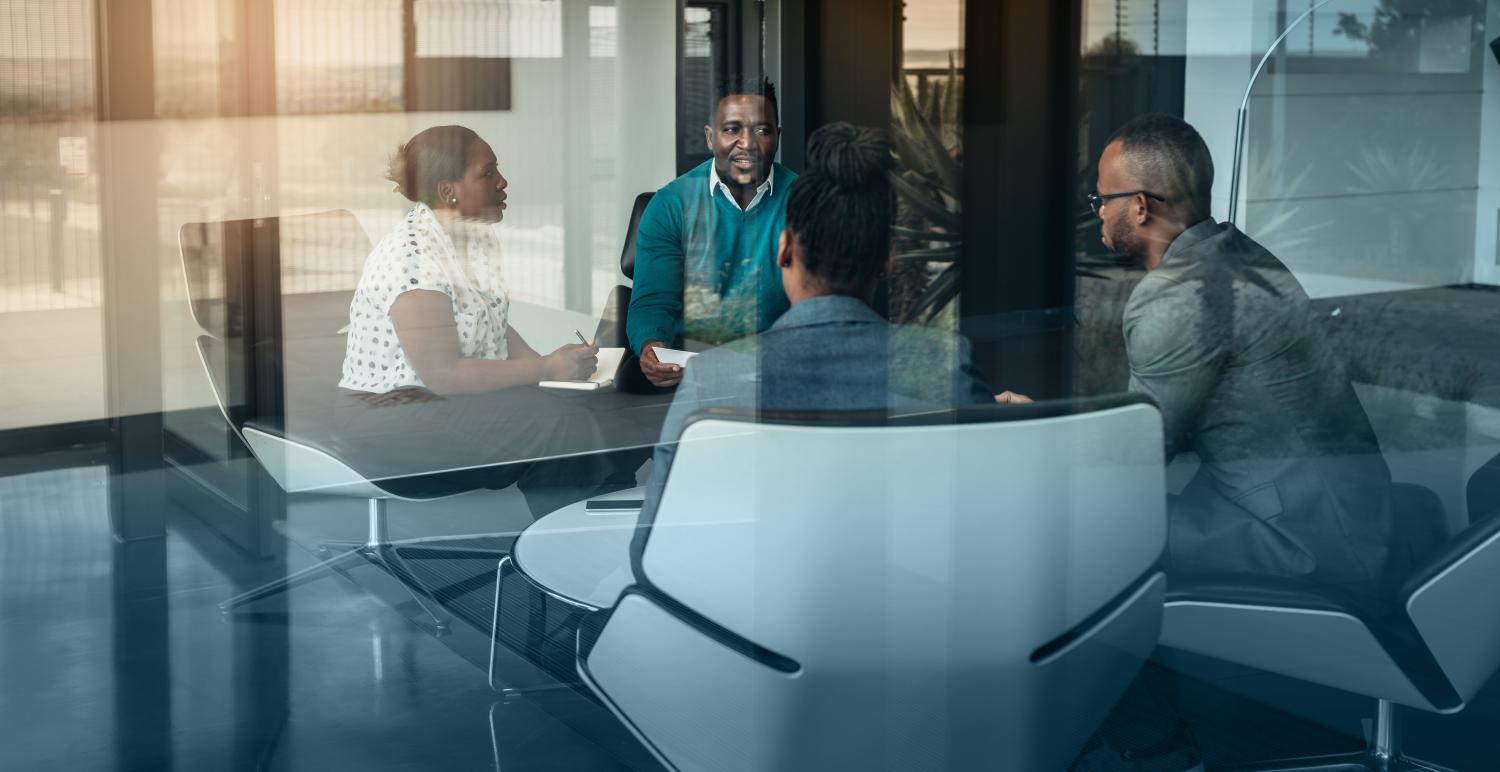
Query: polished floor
[[2, 445, 1498, 771], [0, 448, 644, 771]]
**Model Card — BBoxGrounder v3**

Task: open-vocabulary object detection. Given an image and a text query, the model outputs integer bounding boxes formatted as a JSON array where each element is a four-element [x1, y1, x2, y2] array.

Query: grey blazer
[[1125, 220, 1395, 586], [642, 294, 995, 510]]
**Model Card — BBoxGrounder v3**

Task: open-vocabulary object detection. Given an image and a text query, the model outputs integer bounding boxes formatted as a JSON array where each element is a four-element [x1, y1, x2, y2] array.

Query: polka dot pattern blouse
[[340, 203, 511, 393]]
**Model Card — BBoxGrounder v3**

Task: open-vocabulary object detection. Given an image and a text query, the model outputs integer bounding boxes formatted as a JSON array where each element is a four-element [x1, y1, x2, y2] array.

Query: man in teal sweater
[[629, 78, 797, 387]]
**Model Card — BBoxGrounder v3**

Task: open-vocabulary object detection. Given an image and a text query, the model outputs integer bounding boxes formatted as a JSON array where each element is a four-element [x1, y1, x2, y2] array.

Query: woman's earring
[[450, 197, 458, 205]]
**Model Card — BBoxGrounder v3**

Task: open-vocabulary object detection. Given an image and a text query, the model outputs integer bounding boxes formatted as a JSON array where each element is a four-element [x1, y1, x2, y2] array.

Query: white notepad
[[653, 347, 698, 367], [539, 347, 626, 391]]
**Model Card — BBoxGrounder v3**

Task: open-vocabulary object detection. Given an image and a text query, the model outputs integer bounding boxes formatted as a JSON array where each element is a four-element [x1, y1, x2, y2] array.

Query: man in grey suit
[[1095, 114, 1396, 588], [1069, 113, 1402, 772]]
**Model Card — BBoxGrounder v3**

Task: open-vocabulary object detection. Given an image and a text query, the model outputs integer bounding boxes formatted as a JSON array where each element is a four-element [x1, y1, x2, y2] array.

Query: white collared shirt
[[708, 163, 776, 212]]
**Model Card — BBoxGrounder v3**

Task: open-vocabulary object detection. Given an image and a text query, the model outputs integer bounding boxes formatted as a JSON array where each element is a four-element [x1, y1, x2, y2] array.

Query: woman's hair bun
[[803, 122, 891, 189], [385, 125, 479, 205]]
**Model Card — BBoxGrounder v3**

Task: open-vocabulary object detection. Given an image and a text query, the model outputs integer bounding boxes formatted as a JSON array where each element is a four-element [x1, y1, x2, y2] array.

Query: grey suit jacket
[[642, 294, 995, 512], [1125, 220, 1395, 586]]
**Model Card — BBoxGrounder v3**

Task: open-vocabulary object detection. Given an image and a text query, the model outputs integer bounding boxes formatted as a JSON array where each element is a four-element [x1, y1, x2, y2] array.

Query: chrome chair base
[[1225, 700, 1455, 772], [1225, 753, 1453, 772], [220, 540, 458, 634], [218, 497, 505, 635]]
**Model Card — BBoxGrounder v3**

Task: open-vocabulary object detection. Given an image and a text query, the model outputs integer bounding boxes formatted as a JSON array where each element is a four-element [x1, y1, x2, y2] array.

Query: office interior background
[[3, 0, 1500, 769]]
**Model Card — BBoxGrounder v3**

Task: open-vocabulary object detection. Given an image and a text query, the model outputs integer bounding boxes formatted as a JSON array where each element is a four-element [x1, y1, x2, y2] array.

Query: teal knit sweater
[[627, 160, 796, 353]]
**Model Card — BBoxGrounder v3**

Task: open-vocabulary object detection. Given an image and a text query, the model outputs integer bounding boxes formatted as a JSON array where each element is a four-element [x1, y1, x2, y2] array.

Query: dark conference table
[[307, 384, 685, 490], [262, 329, 710, 490]]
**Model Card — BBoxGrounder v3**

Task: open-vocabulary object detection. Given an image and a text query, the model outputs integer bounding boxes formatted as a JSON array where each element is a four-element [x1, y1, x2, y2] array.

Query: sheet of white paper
[[587, 347, 626, 381], [653, 347, 698, 367]]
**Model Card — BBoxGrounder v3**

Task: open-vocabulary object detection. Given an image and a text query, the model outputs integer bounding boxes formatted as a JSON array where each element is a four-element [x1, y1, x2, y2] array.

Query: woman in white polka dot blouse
[[333, 126, 643, 518], [340, 125, 597, 395]]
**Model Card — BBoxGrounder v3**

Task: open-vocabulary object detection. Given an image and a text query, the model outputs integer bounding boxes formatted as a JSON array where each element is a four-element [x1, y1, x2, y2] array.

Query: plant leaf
[[890, 171, 961, 231], [890, 95, 952, 187], [893, 79, 959, 193], [894, 246, 959, 262], [891, 225, 961, 242], [890, 127, 942, 183], [902, 263, 961, 324]]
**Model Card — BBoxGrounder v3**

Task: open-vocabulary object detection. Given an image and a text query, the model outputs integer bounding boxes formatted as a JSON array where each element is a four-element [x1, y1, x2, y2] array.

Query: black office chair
[[591, 191, 653, 348], [1159, 481, 1500, 771], [1466, 450, 1500, 527], [602, 193, 667, 394]]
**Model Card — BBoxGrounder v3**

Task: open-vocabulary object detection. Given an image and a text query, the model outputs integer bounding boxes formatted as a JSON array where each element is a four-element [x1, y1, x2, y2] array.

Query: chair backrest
[[618, 192, 653, 280], [180, 210, 370, 427], [594, 192, 651, 354], [194, 333, 245, 439], [583, 396, 1168, 771], [1466, 450, 1500, 524], [178, 209, 370, 338], [592, 285, 631, 349]]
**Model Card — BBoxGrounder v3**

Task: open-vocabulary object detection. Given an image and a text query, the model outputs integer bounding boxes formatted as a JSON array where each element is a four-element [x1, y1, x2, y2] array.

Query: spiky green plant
[[889, 53, 962, 325]]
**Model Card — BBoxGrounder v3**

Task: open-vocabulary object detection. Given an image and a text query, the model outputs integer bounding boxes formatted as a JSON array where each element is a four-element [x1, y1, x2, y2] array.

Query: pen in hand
[[574, 329, 595, 348]]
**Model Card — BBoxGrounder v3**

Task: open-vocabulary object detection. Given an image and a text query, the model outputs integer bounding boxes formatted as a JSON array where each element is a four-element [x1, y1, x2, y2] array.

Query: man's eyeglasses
[[1087, 190, 1166, 217]]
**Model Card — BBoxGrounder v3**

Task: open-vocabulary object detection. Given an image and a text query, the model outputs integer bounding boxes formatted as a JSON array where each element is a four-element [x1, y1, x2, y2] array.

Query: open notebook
[[539, 347, 626, 391]]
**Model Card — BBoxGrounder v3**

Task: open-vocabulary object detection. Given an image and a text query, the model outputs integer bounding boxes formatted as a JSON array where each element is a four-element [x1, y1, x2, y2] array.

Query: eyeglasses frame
[[1087, 190, 1167, 217]]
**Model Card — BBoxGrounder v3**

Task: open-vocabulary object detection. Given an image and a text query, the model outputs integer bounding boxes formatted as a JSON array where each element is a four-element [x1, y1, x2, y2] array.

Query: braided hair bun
[[783, 122, 893, 298], [803, 122, 891, 190]]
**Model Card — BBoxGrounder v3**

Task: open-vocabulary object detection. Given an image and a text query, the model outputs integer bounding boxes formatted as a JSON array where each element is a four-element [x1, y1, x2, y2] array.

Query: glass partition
[[6, 1, 1500, 769]]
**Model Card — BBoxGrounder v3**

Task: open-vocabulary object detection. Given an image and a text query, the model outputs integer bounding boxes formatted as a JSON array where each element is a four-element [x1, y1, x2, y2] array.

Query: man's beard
[[1106, 217, 1147, 265]]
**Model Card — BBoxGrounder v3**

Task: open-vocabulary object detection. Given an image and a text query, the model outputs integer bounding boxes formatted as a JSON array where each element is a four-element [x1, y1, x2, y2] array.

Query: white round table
[[510, 487, 644, 610]]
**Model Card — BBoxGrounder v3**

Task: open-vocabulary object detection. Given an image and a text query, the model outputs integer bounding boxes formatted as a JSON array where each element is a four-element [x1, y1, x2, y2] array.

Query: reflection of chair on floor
[[496, 396, 1170, 770], [1161, 477, 1500, 771]]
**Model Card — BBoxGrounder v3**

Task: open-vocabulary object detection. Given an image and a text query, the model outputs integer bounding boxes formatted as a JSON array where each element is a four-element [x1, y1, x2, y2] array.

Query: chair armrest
[[1166, 573, 1382, 617], [1166, 572, 1463, 711]]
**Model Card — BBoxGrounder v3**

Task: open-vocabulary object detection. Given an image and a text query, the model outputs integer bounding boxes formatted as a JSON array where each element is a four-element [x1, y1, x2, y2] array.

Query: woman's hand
[[639, 340, 684, 387], [541, 343, 599, 381], [994, 391, 1033, 404]]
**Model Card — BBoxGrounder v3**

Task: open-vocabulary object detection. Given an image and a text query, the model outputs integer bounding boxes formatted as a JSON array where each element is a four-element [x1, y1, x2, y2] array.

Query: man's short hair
[[711, 76, 779, 126], [1106, 114, 1214, 223]]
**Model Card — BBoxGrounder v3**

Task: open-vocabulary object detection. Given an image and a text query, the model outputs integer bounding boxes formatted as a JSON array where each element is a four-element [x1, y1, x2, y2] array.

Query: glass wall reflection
[[3, 0, 1500, 769]]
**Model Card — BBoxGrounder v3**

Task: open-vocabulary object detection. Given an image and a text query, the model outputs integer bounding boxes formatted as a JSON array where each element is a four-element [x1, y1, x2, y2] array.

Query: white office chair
[[180, 212, 515, 632], [1161, 473, 1500, 771], [196, 334, 502, 633], [506, 396, 1168, 771]]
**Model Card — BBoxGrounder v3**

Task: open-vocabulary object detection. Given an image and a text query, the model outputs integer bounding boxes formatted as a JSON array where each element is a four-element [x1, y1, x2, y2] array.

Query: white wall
[[1183, 0, 1497, 298], [1181, 0, 1257, 223]]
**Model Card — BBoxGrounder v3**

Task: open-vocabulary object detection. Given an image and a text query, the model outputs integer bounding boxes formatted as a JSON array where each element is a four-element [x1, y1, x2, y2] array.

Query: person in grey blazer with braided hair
[[641, 122, 1023, 515]]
